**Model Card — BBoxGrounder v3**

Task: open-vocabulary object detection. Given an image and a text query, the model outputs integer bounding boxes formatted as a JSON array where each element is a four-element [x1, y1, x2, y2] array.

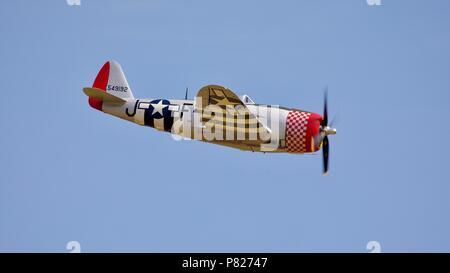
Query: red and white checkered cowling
[[285, 111, 322, 153]]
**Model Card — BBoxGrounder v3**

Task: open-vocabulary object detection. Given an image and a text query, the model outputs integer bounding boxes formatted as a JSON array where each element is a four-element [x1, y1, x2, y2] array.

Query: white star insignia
[[151, 100, 168, 116]]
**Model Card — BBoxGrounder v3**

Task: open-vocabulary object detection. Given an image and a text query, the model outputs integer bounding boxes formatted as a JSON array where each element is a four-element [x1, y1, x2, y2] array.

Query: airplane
[[83, 61, 337, 174]]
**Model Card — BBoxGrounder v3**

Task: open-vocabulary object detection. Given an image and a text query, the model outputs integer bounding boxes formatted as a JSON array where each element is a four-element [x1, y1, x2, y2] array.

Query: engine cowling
[[285, 111, 322, 153]]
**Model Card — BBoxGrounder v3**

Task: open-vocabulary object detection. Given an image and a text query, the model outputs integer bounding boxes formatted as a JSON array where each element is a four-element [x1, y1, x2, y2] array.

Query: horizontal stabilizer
[[83, 87, 126, 103]]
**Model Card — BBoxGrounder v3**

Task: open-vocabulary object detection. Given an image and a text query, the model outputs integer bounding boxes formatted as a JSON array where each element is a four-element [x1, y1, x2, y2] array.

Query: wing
[[195, 85, 271, 145]]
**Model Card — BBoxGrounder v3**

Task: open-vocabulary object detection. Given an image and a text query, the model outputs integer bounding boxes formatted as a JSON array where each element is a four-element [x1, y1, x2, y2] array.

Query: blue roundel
[[148, 99, 171, 119]]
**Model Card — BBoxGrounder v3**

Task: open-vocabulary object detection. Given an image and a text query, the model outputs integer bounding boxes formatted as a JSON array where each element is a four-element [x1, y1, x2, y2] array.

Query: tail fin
[[88, 60, 134, 111]]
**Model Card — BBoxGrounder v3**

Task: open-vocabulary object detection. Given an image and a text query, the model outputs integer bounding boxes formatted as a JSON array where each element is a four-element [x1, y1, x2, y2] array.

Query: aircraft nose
[[285, 111, 325, 153], [306, 112, 322, 152]]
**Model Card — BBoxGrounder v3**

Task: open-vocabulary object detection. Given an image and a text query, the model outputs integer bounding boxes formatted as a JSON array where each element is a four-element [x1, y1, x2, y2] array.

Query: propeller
[[319, 87, 336, 175]]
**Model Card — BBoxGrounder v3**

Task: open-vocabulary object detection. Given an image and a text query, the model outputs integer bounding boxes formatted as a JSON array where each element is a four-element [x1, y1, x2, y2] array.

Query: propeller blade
[[322, 87, 328, 127], [322, 136, 329, 175]]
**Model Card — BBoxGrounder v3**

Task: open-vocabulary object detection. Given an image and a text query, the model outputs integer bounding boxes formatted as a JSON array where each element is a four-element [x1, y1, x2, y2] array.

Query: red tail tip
[[88, 61, 110, 111]]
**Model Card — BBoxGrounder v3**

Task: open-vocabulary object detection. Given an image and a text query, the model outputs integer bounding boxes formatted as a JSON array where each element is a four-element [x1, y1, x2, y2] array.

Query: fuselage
[[98, 97, 323, 154]]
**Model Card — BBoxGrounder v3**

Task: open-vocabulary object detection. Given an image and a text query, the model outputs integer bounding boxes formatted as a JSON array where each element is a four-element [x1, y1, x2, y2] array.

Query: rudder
[[88, 60, 134, 111]]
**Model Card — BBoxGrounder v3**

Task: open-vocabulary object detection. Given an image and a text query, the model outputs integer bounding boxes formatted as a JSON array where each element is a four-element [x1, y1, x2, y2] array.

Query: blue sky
[[1, 0, 450, 252]]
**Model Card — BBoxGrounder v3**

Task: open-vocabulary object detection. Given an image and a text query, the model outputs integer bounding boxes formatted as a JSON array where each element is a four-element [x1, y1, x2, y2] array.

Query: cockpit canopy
[[241, 94, 255, 104]]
